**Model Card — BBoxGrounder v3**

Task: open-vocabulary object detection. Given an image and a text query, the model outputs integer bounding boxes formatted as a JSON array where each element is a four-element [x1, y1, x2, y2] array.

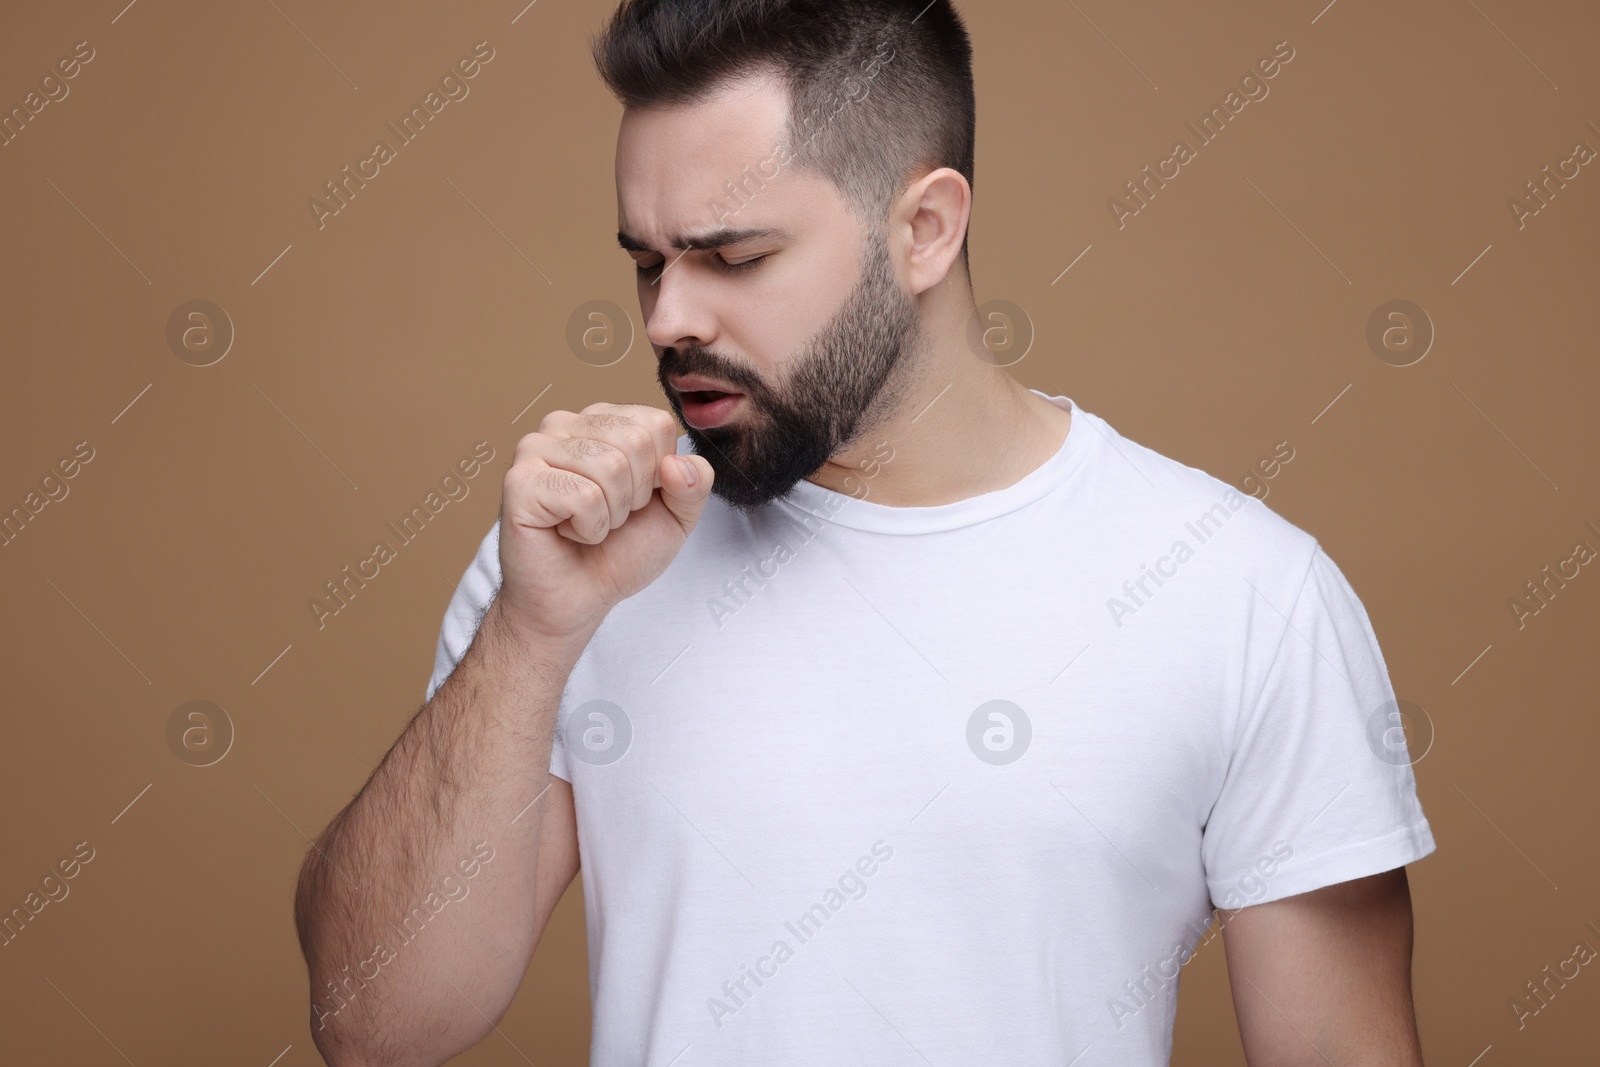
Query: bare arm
[[293, 404, 712, 1066], [1220, 867, 1424, 1066], [293, 597, 585, 1067]]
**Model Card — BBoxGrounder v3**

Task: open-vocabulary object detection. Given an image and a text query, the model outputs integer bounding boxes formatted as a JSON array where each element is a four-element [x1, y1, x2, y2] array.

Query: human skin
[[615, 67, 1074, 509]]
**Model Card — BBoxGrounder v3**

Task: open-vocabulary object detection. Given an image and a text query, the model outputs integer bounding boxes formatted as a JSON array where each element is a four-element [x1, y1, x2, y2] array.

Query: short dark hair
[[592, 0, 976, 275]]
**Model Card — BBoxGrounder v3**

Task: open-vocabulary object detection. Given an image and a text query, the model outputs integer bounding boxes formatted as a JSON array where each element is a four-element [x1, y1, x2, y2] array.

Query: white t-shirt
[[427, 390, 1436, 1066]]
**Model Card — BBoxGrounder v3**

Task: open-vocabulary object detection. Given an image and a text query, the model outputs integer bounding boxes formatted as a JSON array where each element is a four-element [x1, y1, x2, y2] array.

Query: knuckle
[[571, 473, 606, 506], [600, 444, 632, 480], [502, 459, 538, 495], [565, 435, 610, 459], [618, 422, 654, 460], [533, 465, 582, 498], [537, 409, 573, 435], [580, 411, 634, 434], [566, 437, 630, 482], [513, 431, 546, 461]]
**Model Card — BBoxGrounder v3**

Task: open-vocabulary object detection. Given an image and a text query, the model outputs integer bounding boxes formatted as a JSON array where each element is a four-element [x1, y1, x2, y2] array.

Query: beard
[[656, 231, 922, 513]]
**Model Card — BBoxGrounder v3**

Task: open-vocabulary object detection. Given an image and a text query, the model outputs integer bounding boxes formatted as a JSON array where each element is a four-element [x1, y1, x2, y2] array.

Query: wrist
[[482, 595, 597, 671]]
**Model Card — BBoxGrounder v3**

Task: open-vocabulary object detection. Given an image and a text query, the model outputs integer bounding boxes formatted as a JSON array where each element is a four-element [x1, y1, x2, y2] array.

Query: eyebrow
[[616, 226, 793, 254]]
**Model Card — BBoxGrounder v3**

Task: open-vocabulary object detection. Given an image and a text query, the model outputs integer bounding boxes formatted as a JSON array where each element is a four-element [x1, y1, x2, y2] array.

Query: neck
[[802, 285, 1071, 508]]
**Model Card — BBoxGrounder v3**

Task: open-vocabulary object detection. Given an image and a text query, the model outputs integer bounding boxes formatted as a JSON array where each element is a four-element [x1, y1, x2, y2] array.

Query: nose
[[642, 260, 718, 352]]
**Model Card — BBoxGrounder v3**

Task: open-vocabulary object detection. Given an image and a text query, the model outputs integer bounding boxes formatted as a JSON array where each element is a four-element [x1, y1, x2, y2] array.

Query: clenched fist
[[494, 402, 713, 649]]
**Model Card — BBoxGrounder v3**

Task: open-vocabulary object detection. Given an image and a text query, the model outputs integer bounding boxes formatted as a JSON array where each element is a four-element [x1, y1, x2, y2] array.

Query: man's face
[[615, 73, 922, 512]]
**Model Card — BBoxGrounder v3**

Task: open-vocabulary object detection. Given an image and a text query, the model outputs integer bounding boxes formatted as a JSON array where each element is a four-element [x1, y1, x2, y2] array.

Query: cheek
[[742, 299, 827, 384], [758, 250, 859, 348]]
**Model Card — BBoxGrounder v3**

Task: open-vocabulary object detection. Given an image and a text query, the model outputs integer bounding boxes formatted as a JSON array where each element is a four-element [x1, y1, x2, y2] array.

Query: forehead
[[614, 70, 838, 248]]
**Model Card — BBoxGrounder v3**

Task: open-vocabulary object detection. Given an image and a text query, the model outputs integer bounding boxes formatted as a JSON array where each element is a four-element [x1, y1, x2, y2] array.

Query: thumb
[[658, 453, 715, 533]]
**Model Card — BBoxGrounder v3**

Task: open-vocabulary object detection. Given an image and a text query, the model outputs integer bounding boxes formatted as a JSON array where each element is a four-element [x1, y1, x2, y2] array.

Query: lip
[[668, 374, 746, 429], [678, 391, 743, 430], [668, 374, 742, 394]]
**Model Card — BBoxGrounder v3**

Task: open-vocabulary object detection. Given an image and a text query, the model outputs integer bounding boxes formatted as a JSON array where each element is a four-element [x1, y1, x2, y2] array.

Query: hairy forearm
[[293, 596, 583, 1067]]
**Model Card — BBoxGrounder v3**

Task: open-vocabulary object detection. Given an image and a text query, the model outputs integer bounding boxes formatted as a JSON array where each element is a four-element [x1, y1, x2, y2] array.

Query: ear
[[889, 167, 971, 295]]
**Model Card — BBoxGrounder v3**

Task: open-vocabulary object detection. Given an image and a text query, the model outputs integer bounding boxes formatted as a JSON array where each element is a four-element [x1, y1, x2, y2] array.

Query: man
[[294, 2, 1437, 1064]]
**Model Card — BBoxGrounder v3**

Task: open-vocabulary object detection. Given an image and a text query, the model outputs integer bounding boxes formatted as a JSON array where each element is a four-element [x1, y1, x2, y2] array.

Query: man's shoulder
[[1084, 409, 1319, 577]]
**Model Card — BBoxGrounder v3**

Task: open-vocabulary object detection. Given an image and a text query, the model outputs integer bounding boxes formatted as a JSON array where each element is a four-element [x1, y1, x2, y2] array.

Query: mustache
[[659, 351, 760, 394]]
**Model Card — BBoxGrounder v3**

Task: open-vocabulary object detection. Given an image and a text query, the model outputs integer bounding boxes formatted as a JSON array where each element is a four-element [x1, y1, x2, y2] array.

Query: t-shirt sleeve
[[424, 518, 571, 782], [1200, 542, 1435, 909]]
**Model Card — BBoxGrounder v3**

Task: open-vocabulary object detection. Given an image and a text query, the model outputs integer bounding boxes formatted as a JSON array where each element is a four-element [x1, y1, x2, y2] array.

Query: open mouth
[[677, 389, 745, 429]]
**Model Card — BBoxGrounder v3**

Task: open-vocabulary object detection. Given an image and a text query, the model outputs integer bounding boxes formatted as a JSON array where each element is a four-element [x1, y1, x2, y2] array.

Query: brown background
[[1, 0, 1596, 1062]]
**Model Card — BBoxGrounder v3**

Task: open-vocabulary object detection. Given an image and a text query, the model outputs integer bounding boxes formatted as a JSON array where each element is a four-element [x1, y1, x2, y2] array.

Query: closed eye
[[714, 252, 768, 273], [634, 252, 769, 279]]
